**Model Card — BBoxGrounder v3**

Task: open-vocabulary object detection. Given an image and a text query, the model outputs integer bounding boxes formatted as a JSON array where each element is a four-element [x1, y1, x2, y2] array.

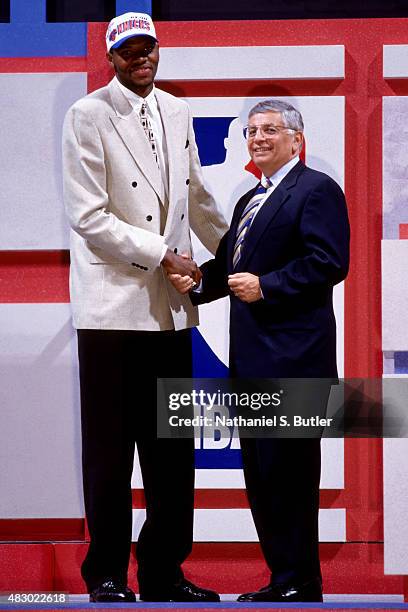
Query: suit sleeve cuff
[[259, 276, 266, 300]]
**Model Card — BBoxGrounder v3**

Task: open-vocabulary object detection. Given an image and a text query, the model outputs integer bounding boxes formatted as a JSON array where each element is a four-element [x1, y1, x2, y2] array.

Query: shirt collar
[[114, 76, 158, 112], [263, 155, 300, 188]]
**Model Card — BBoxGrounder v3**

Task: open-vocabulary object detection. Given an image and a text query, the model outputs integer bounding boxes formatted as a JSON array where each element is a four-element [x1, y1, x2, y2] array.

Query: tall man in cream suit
[[62, 12, 227, 603]]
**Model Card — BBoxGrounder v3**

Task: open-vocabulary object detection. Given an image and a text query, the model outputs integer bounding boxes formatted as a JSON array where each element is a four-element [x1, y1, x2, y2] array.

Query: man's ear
[[293, 131, 303, 154], [106, 51, 113, 66]]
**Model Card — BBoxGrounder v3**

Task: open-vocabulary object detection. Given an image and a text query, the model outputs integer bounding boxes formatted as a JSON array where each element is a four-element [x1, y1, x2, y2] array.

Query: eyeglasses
[[243, 124, 297, 140]]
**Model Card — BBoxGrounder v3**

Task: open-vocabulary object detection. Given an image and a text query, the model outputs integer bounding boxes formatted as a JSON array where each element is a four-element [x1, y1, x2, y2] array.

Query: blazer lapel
[[155, 88, 178, 194], [236, 161, 305, 270], [155, 88, 180, 229], [108, 79, 166, 205]]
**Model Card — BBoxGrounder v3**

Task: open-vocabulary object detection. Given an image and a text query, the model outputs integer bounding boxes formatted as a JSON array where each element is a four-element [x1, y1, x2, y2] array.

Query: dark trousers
[[77, 328, 194, 593], [236, 376, 331, 586], [240, 437, 322, 586]]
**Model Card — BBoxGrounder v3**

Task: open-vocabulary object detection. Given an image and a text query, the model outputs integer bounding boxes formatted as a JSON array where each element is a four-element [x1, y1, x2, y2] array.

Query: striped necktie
[[139, 102, 159, 166], [233, 176, 273, 269]]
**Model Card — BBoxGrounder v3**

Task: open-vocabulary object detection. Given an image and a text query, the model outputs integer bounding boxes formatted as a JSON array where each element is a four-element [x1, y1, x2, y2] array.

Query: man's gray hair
[[248, 99, 304, 132]]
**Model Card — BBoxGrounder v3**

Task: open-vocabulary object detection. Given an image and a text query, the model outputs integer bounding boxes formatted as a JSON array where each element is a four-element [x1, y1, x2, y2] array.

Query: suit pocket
[[102, 264, 147, 298]]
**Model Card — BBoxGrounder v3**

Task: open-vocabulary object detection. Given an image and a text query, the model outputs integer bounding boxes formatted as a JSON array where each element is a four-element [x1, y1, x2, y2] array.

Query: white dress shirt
[[115, 77, 170, 260]]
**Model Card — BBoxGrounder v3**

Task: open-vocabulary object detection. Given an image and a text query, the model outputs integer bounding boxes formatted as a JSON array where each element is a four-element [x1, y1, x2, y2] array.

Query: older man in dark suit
[[169, 99, 350, 602]]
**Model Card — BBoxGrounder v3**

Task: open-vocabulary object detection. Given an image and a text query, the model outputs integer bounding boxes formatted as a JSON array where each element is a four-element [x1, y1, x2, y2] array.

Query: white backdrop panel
[[0, 303, 82, 517], [132, 508, 346, 543], [383, 96, 408, 240], [132, 437, 344, 492], [383, 95, 408, 573], [382, 240, 408, 351], [0, 73, 87, 250], [157, 46, 344, 80], [384, 436, 408, 573], [383, 45, 408, 78]]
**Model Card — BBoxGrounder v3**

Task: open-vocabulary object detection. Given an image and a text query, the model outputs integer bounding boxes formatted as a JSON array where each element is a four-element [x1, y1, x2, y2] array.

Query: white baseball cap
[[106, 12, 158, 52]]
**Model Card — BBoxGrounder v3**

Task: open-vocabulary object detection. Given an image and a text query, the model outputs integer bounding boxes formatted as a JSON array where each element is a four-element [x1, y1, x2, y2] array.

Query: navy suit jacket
[[193, 161, 350, 378]]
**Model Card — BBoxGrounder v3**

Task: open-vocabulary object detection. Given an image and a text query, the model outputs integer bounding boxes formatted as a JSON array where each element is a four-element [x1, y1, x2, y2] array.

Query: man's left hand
[[228, 273, 262, 303], [168, 273, 196, 294]]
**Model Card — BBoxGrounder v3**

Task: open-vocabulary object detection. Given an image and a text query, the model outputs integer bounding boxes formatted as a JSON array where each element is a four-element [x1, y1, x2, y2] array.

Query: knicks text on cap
[[106, 12, 157, 52]]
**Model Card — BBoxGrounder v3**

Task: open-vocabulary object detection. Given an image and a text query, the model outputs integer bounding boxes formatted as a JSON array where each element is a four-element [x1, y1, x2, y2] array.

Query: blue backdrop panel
[[0, 0, 152, 57], [0, 0, 86, 56]]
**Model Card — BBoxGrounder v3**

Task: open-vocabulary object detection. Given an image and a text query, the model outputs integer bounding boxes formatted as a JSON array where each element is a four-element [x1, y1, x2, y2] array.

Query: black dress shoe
[[237, 577, 323, 602], [89, 580, 136, 603], [140, 578, 220, 602]]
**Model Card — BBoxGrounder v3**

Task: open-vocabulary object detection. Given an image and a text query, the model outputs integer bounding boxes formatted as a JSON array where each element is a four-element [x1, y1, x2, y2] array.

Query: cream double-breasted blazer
[[62, 78, 227, 331]]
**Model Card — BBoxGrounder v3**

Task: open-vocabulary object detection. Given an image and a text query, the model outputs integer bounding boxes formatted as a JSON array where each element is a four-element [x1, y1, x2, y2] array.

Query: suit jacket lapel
[[107, 79, 166, 206], [155, 88, 180, 228], [236, 160, 305, 271], [156, 88, 182, 236]]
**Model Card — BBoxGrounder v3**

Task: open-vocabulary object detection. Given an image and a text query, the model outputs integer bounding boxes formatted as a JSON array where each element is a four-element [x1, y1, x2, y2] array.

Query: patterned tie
[[139, 102, 159, 166], [232, 176, 272, 269]]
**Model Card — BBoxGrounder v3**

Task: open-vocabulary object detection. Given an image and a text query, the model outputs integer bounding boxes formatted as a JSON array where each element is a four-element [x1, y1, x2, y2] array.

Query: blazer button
[[174, 248, 178, 254], [181, 214, 184, 220], [146, 215, 152, 221], [132, 181, 137, 188], [186, 179, 190, 185]]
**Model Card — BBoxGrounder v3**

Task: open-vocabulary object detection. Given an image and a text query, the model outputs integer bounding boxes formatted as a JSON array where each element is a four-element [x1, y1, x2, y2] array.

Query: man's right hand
[[161, 249, 201, 283]]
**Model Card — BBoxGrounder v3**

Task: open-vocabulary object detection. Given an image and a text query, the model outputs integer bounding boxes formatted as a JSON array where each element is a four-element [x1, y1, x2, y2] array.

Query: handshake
[[161, 249, 201, 294], [161, 248, 263, 303]]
